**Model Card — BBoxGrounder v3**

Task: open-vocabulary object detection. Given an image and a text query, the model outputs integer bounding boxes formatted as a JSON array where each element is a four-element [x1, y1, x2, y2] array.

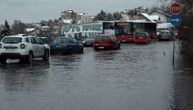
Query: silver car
[[157, 30, 174, 41]]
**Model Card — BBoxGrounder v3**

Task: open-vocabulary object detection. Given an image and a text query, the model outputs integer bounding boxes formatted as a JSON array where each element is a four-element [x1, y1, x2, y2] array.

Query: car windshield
[[53, 37, 67, 44], [160, 31, 170, 36], [2, 37, 22, 44], [135, 33, 147, 37]]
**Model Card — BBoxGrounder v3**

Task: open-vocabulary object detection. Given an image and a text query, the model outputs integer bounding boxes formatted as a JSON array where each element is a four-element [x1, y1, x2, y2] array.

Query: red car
[[93, 34, 121, 50], [133, 32, 151, 44], [116, 35, 134, 43]]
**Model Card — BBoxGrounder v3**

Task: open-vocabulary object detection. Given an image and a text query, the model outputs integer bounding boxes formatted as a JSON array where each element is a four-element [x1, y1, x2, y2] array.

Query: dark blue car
[[50, 36, 84, 54]]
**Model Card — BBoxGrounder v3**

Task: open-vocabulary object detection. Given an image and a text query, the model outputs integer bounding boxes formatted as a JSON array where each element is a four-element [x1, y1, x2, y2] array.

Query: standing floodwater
[[0, 41, 192, 110]]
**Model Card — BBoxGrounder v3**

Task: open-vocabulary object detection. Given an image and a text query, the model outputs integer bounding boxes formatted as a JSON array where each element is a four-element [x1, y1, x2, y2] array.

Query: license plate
[[122, 40, 126, 42], [6, 49, 16, 51], [98, 47, 104, 49]]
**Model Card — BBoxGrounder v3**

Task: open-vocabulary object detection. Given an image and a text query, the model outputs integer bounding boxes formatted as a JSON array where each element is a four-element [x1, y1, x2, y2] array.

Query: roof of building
[[63, 19, 73, 24], [149, 15, 160, 21], [140, 13, 155, 23], [149, 10, 171, 17], [25, 28, 36, 32]]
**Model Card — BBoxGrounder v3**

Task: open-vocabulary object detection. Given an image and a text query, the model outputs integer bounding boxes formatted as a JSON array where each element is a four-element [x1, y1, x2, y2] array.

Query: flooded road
[[0, 41, 192, 110]]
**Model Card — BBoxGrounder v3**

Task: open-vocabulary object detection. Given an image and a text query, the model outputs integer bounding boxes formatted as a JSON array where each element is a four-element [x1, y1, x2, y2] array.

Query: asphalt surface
[[0, 41, 192, 110]]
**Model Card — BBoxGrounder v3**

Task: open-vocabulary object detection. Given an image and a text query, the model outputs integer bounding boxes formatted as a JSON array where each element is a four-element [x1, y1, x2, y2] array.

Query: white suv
[[0, 34, 50, 64]]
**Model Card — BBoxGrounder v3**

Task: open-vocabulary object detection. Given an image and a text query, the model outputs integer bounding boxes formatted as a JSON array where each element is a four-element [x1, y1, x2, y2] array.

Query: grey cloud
[[0, 0, 157, 24]]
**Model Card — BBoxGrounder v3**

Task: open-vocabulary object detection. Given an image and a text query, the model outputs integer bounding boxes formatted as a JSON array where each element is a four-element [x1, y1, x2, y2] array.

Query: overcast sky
[[0, 0, 159, 24]]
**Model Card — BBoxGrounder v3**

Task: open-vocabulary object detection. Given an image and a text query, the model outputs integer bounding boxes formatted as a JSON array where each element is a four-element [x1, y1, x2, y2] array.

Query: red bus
[[115, 22, 134, 43], [102, 21, 157, 43]]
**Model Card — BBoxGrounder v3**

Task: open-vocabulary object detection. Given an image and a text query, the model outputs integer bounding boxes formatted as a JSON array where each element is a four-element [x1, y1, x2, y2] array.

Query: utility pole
[[172, 27, 175, 66]]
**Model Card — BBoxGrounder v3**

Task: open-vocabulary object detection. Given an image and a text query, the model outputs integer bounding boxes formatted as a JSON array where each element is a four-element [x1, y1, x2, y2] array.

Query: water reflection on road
[[0, 41, 192, 110]]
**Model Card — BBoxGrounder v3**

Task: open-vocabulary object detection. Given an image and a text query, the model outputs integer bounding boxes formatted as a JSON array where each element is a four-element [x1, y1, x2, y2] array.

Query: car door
[[30, 37, 44, 57], [34, 37, 45, 57]]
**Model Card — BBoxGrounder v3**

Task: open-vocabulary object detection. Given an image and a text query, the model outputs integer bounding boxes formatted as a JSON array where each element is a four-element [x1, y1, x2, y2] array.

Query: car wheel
[[0, 58, 7, 64], [51, 51, 56, 55], [43, 49, 49, 61], [27, 52, 33, 64], [19, 58, 26, 64], [94, 47, 99, 51], [79, 47, 84, 54], [117, 44, 121, 49], [67, 48, 73, 54]]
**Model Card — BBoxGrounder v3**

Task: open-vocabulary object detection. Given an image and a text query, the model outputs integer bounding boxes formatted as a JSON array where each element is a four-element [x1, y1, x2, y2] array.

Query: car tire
[[27, 52, 33, 64], [50, 51, 56, 55], [117, 44, 121, 49], [94, 47, 99, 51], [67, 48, 73, 54], [79, 47, 84, 54], [43, 49, 49, 61], [19, 58, 26, 64], [0, 58, 7, 64]]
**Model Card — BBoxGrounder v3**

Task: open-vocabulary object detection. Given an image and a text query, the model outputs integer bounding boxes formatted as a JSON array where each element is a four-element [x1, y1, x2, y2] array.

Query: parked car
[[157, 30, 174, 41], [0, 34, 50, 64], [50, 36, 83, 54], [133, 32, 151, 44], [82, 35, 95, 47], [93, 34, 121, 50]]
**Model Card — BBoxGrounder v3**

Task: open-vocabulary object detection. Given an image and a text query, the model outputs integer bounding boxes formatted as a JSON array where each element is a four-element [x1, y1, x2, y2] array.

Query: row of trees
[[0, 20, 11, 37], [93, 10, 122, 21], [0, 20, 27, 37]]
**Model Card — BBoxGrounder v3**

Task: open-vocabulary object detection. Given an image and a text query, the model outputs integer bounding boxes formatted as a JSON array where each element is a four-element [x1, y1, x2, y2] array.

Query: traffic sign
[[170, 2, 182, 14], [170, 15, 182, 27]]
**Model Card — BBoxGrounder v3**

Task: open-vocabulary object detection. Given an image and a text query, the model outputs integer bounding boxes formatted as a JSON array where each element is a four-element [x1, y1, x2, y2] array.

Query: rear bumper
[[93, 44, 113, 49], [50, 47, 68, 53], [158, 36, 171, 40], [0, 53, 27, 59], [134, 39, 149, 43]]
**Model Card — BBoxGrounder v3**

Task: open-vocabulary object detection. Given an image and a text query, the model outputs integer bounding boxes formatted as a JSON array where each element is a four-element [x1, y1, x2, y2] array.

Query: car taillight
[[20, 44, 26, 49]]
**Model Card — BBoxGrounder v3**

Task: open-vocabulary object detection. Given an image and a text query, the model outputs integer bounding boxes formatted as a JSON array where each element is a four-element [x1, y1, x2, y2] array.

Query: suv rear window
[[2, 37, 22, 44]]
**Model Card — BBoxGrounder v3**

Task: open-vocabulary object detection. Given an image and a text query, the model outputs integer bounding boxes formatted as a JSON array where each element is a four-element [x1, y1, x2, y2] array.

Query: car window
[[30, 37, 36, 44], [2, 37, 22, 44], [136, 33, 146, 36], [60, 38, 67, 43], [87, 36, 95, 39], [69, 38, 77, 43], [96, 36, 111, 40], [25, 38, 30, 43], [53, 37, 61, 44], [35, 37, 43, 44], [161, 31, 170, 35]]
